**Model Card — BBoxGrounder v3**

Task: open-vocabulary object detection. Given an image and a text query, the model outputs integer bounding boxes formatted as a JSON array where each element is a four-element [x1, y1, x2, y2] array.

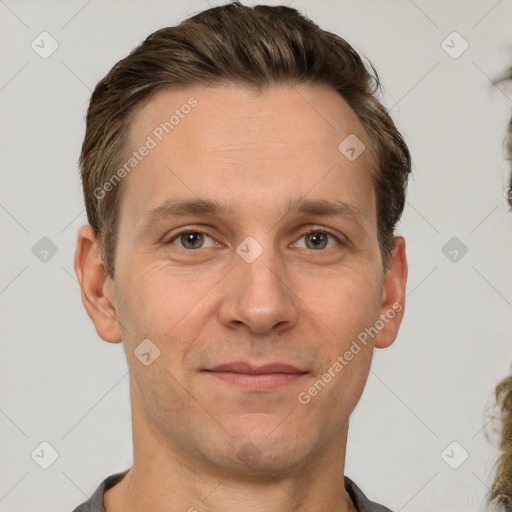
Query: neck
[[104, 392, 356, 512]]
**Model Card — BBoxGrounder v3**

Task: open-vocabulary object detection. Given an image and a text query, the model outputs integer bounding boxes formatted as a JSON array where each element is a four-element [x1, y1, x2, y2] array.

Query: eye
[[167, 230, 215, 250], [294, 229, 342, 250], [165, 228, 343, 252]]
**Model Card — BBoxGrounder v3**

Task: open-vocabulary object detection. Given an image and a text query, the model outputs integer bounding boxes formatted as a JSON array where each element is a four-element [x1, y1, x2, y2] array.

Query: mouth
[[203, 362, 308, 391]]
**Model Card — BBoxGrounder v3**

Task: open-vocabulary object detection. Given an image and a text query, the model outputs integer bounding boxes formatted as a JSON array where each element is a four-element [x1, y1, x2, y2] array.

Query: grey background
[[1, 0, 512, 510]]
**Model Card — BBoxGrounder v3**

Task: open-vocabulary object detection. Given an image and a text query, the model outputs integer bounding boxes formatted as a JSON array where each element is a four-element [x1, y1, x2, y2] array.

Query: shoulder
[[71, 470, 129, 512], [344, 475, 394, 512]]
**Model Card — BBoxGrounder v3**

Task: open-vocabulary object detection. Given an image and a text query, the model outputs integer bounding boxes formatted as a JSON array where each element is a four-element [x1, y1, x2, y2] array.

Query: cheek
[[295, 338, 373, 438], [301, 268, 382, 340], [129, 360, 193, 438], [117, 267, 201, 419], [313, 271, 381, 412], [116, 261, 173, 323], [115, 263, 213, 357]]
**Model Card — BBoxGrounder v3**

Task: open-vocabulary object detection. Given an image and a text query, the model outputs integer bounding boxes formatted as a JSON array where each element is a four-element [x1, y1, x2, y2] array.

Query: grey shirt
[[72, 470, 393, 512]]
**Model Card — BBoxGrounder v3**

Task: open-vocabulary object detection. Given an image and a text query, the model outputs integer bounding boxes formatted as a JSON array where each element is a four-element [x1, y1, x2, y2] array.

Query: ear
[[74, 224, 122, 343], [374, 236, 408, 349]]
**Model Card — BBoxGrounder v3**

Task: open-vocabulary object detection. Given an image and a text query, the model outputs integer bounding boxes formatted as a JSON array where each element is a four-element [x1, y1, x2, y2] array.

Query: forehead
[[128, 82, 367, 155], [119, 82, 375, 229]]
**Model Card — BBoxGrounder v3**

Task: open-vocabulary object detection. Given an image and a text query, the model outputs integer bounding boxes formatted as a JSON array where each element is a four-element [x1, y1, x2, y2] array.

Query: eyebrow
[[139, 196, 366, 231]]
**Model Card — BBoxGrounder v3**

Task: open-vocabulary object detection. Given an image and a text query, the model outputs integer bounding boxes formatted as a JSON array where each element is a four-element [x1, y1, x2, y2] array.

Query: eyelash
[[165, 227, 344, 252]]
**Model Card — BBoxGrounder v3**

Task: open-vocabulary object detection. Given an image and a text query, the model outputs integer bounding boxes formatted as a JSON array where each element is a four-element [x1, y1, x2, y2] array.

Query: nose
[[218, 243, 299, 335]]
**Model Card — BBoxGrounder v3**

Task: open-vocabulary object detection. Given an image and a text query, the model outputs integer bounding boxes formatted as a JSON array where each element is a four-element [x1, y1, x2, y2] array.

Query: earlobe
[[74, 224, 123, 344], [374, 236, 408, 349]]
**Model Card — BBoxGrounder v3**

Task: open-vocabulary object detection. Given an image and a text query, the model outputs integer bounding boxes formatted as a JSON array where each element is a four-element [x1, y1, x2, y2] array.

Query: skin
[[75, 82, 407, 512]]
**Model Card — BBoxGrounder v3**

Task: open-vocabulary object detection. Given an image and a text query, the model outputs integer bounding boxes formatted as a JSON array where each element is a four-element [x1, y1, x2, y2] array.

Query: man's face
[[93, 83, 406, 473]]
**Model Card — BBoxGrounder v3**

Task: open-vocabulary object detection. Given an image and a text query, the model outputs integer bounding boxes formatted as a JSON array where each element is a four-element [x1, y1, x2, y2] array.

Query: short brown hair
[[79, 1, 411, 278]]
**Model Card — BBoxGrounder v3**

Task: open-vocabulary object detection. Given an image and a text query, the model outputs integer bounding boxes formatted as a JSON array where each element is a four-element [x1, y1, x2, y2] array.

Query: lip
[[208, 362, 305, 374], [204, 362, 308, 391]]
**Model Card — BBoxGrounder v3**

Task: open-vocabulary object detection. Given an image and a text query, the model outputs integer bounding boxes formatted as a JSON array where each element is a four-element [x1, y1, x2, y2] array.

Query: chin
[[205, 425, 314, 475], [214, 449, 307, 476]]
